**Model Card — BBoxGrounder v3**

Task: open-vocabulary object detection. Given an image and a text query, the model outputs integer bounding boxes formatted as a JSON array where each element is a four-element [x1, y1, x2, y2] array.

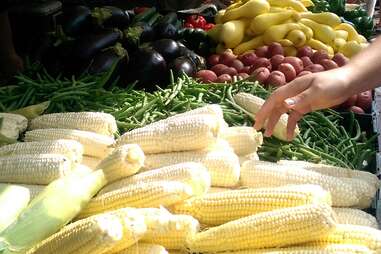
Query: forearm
[[344, 36, 381, 94]]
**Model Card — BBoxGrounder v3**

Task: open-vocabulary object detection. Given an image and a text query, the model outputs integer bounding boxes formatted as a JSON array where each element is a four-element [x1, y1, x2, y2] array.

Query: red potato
[[349, 106, 365, 114], [239, 52, 257, 66], [195, 70, 217, 83], [341, 94, 358, 109], [297, 71, 313, 77], [216, 74, 232, 83], [251, 67, 270, 84], [266, 71, 286, 87], [224, 67, 238, 76], [230, 59, 245, 72], [282, 57, 303, 74], [268, 42, 284, 57], [251, 57, 272, 71], [207, 54, 220, 66], [297, 46, 313, 58], [255, 46, 269, 58], [304, 64, 325, 73], [356, 90, 372, 111], [278, 63, 296, 82], [312, 50, 329, 64], [320, 59, 339, 70], [241, 66, 251, 74], [219, 52, 237, 66], [270, 55, 285, 69], [332, 53, 349, 67], [211, 64, 229, 76], [300, 56, 313, 68]]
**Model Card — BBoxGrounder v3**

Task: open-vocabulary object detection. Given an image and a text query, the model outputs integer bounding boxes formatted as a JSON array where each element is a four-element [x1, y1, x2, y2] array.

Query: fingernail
[[285, 98, 295, 106]]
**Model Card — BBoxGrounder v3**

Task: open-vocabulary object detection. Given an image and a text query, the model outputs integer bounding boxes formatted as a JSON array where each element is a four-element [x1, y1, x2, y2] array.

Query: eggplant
[[128, 48, 167, 90], [72, 29, 122, 60], [169, 56, 196, 78], [92, 6, 130, 29], [61, 6, 92, 36], [154, 23, 178, 40], [88, 43, 129, 75], [183, 49, 206, 71], [177, 41, 189, 56], [125, 22, 155, 49], [151, 39, 180, 61]]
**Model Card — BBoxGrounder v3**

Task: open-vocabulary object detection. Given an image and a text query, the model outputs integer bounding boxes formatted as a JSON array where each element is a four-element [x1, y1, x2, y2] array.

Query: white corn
[[239, 153, 259, 165], [116, 243, 168, 254], [221, 127, 263, 156], [341, 178, 377, 209], [333, 208, 379, 229], [18, 184, 45, 200], [82, 156, 101, 169], [24, 129, 115, 159], [29, 112, 118, 136]]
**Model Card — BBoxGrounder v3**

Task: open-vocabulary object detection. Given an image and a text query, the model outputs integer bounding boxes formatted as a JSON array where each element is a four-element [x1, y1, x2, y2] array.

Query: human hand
[[254, 67, 353, 141]]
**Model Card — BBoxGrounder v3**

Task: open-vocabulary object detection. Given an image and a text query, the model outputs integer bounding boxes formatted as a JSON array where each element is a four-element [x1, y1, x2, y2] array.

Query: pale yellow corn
[[116, 114, 221, 154], [98, 162, 211, 196], [187, 204, 337, 252], [29, 112, 118, 136], [18, 184, 45, 200], [171, 184, 332, 226], [203, 138, 233, 152], [239, 153, 259, 165], [143, 150, 240, 187], [82, 156, 101, 169], [96, 144, 145, 183], [309, 224, 381, 252], [27, 210, 146, 254], [0, 140, 84, 165], [24, 129, 115, 159], [115, 243, 168, 254], [218, 244, 373, 253], [0, 154, 73, 184], [333, 208, 378, 229], [240, 160, 359, 207], [78, 181, 194, 219], [221, 127, 263, 156], [208, 187, 233, 193], [341, 178, 377, 209], [233, 93, 300, 141], [277, 160, 380, 189]]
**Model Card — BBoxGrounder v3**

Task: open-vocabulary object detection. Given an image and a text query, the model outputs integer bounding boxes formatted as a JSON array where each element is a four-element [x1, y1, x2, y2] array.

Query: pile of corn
[[0, 99, 379, 254]]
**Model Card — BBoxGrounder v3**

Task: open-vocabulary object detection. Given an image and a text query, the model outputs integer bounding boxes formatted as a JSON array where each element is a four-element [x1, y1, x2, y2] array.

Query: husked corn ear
[[0, 140, 84, 165], [233, 93, 300, 141], [78, 181, 194, 219], [203, 139, 234, 152], [341, 178, 377, 209], [96, 144, 144, 183], [18, 184, 45, 200], [240, 160, 359, 207], [24, 129, 115, 159], [99, 162, 211, 196], [144, 150, 240, 187], [171, 184, 332, 226], [221, 127, 263, 156], [29, 112, 118, 136], [0, 154, 73, 184], [82, 156, 101, 169], [239, 153, 259, 165], [116, 114, 221, 154], [26, 212, 135, 254], [187, 204, 337, 252], [116, 244, 168, 254], [333, 208, 379, 229], [218, 244, 373, 253], [208, 187, 233, 193], [278, 160, 380, 189], [309, 224, 381, 252]]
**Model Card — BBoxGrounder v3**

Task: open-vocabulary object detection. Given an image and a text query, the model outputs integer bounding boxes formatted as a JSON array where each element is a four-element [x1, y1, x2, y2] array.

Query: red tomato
[[186, 15, 207, 28]]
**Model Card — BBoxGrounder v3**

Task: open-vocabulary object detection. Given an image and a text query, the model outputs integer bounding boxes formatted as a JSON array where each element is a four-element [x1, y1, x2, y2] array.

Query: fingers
[[264, 107, 288, 137], [287, 110, 303, 141]]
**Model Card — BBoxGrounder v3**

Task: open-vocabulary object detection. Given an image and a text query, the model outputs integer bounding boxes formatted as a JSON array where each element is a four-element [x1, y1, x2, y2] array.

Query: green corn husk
[[0, 185, 30, 233], [0, 169, 107, 253], [10, 101, 50, 120]]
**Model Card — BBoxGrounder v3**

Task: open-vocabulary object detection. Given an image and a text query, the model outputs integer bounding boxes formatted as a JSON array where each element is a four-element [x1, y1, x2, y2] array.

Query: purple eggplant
[[169, 56, 196, 78], [88, 43, 129, 75], [92, 6, 130, 29], [61, 5, 92, 36], [151, 39, 180, 61]]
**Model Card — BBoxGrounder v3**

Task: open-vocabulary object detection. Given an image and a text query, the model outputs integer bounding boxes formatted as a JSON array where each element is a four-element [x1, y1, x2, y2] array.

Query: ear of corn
[[239, 153, 259, 165], [144, 150, 240, 187], [29, 112, 118, 136], [0, 184, 30, 233], [0, 140, 84, 165], [308, 224, 381, 252], [24, 129, 115, 159], [0, 113, 28, 144], [208, 187, 233, 193], [186, 204, 337, 252], [233, 93, 300, 141], [171, 184, 332, 226], [0, 154, 73, 184], [82, 156, 101, 169], [78, 181, 194, 219], [17, 184, 45, 201], [116, 114, 221, 154], [98, 162, 211, 196], [96, 144, 145, 183], [341, 178, 377, 209], [333, 208, 379, 229], [115, 243, 168, 254], [221, 127, 263, 156], [0, 170, 106, 252], [240, 160, 359, 207]]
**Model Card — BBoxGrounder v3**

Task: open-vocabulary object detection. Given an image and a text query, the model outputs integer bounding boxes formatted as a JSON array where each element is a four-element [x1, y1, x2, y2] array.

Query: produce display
[[0, 0, 379, 253]]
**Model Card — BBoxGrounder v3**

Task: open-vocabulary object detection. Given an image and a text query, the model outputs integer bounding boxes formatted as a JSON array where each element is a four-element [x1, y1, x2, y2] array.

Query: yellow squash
[[307, 39, 334, 56], [300, 18, 335, 45], [250, 11, 295, 35], [268, 0, 308, 12], [278, 39, 294, 47], [263, 23, 301, 45], [223, 0, 270, 22], [298, 22, 314, 41], [339, 41, 367, 58], [220, 19, 248, 49], [207, 24, 222, 42], [284, 46, 298, 56], [286, 29, 307, 47], [335, 23, 360, 42], [335, 30, 349, 40], [215, 10, 226, 24], [233, 36, 264, 55], [299, 12, 341, 27], [301, 0, 315, 7], [332, 38, 347, 52]]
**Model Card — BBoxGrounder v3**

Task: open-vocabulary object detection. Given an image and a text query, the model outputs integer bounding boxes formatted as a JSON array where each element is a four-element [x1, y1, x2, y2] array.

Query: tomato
[[186, 15, 207, 28]]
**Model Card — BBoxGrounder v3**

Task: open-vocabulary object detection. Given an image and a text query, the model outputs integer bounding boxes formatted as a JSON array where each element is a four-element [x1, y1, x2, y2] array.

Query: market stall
[[0, 0, 380, 253]]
